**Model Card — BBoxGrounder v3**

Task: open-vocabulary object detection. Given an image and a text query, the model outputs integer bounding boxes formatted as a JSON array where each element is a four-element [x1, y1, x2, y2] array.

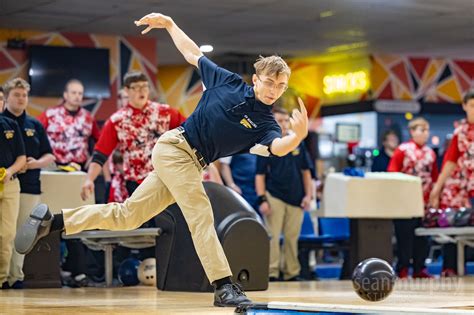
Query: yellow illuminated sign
[[323, 71, 368, 95]]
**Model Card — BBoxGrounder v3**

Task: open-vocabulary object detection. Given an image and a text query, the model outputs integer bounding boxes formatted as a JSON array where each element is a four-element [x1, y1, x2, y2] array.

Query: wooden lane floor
[[1, 278, 473, 314]]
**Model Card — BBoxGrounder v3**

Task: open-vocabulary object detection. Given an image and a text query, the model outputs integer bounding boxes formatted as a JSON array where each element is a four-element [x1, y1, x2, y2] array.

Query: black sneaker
[[1, 282, 9, 289], [214, 283, 252, 307], [10, 280, 23, 289], [14, 204, 53, 255]]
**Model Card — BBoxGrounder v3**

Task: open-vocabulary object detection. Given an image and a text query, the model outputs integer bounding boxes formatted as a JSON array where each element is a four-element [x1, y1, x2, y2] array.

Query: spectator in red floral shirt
[[80, 71, 186, 199], [388, 117, 438, 279], [38, 79, 100, 170], [38, 79, 101, 287], [430, 90, 474, 277]]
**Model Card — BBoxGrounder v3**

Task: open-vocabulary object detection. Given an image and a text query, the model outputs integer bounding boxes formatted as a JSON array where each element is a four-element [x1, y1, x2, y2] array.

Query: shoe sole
[[213, 300, 252, 307], [14, 204, 51, 255]]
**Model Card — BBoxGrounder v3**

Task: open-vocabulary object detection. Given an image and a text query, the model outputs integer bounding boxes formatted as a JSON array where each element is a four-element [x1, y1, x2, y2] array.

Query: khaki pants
[[8, 193, 41, 283], [63, 129, 232, 283], [0, 178, 20, 284], [265, 192, 304, 280]]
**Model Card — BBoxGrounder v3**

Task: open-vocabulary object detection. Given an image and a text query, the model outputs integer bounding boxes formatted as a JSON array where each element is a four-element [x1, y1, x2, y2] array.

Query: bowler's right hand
[[290, 97, 309, 140]]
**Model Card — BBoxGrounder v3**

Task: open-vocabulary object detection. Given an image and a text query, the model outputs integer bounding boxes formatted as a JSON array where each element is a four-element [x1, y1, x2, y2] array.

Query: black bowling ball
[[352, 258, 396, 302]]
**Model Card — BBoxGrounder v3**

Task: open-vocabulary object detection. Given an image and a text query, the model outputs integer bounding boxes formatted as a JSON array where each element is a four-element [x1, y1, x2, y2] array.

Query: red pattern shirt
[[440, 120, 474, 208], [94, 101, 186, 183], [38, 105, 100, 165], [388, 140, 439, 206]]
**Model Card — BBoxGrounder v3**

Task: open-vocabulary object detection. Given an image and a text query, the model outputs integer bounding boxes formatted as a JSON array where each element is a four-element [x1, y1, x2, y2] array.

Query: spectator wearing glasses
[[80, 71, 186, 199]]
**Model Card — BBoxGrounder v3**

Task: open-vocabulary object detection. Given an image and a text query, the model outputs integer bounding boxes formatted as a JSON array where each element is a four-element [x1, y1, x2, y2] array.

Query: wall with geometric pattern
[[3, 30, 473, 122], [371, 55, 474, 103], [156, 65, 203, 117], [0, 29, 157, 121]]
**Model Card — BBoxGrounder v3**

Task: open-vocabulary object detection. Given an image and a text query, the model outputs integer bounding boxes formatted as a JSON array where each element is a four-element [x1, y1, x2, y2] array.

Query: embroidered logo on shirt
[[4, 130, 14, 139], [25, 128, 36, 137], [240, 115, 257, 129], [240, 119, 252, 129]]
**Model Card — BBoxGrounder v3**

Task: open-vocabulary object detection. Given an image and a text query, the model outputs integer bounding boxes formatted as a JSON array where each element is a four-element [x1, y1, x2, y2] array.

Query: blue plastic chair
[[297, 212, 350, 279], [318, 217, 350, 241], [299, 211, 331, 242]]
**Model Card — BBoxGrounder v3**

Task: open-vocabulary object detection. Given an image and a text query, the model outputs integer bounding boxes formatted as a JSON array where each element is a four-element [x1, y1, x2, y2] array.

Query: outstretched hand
[[135, 13, 173, 34], [290, 97, 309, 140]]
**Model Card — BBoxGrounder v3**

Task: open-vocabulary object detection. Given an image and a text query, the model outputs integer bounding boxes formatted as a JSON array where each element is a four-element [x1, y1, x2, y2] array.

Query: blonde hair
[[254, 55, 291, 78], [3, 78, 30, 97], [408, 117, 429, 130]]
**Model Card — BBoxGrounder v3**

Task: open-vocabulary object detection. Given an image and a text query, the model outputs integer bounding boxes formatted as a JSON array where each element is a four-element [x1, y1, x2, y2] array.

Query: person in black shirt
[[255, 107, 313, 281], [2, 78, 54, 288], [0, 108, 26, 289]]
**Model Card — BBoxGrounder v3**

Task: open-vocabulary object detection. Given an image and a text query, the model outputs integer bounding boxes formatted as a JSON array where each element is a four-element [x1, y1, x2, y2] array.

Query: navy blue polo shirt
[[0, 115, 25, 169], [256, 142, 311, 207], [182, 56, 282, 163], [3, 109, 53, 194]]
